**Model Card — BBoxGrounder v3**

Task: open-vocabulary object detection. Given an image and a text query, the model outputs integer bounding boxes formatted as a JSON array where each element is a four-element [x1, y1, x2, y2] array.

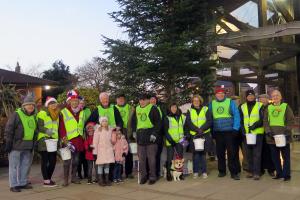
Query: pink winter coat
[[93, 127, 116, 165], [114, 135, 129, 162]]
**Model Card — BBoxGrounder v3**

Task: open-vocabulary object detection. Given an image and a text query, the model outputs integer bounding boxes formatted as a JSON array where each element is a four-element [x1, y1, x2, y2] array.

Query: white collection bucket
[[246, 134, 257, 145], [274, 135, 286, 147], [45, 139, 58, 152], [129, 143, 138, 154], [59, 147, 71, 160], [193, 138, 205, 151]]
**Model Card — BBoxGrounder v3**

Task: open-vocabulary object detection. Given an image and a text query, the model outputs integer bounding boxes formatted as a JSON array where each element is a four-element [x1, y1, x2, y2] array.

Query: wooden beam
[[273, 0, 294, 22]]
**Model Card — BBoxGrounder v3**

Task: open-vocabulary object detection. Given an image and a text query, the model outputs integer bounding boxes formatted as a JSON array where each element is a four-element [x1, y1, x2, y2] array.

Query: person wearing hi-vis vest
[[131, 93, 161, 185], [59, 90, 85, 186], [239, 90, 264, 180], [208, 86, 241, 180], [36, 97, 60, 187], [115, 93, 135, 179], [185, 95, 212, 179], [263, 90, 295, 181], [4, 93, 37, 192], [164, 102, 187, 181]]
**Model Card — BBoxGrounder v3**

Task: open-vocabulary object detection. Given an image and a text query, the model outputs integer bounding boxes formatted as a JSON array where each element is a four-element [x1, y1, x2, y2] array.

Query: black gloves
[[122, 153, 127, 157], [248, 125, 255, 131]]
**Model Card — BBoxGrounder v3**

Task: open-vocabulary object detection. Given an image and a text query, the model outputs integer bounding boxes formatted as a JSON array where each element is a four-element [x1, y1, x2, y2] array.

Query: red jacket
[[59, 106, 84, 152], [84, 135, 94, 160]]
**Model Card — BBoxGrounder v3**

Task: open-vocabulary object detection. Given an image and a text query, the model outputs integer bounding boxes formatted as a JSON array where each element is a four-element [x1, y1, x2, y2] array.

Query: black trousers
[[269, 144, 291, 178], [245, 135, 263, 176], [261, 137, 275, 173], [39, 151, 57, 180], [215, 131, 239, 175], [77, 151, 88, 178], [138, 144, 158, 181], [156, 140, 163, 177], [125, 152, 133, 176]]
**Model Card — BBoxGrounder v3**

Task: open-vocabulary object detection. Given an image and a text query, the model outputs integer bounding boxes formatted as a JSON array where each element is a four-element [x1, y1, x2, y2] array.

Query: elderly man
[[5, 93, 37, 192], [263, 90, 295, 181]]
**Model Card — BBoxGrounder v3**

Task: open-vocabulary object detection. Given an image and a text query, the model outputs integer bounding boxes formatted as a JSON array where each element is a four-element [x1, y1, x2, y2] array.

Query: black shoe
[[218, 172, 226, 177], [148, 180, 156, 185], [140, 177, 148, 185], [126, 174, 134, 179], [10, 187, 21, 192], [272, 176, 282, 180], [71, 179, 81, 184], [283, 177, 291, 181], [231, 174, 240, 180], [268, 171, 275, 177], [166, 173, 172, 182], [18, 184, 33, 189]]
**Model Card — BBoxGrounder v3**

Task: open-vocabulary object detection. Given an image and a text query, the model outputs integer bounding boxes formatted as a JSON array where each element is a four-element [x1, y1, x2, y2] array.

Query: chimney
[[15, 62, 21, 73]]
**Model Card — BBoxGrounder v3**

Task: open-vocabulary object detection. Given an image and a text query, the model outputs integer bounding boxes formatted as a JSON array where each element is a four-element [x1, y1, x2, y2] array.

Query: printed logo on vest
[[120, 110, 126, 117], [217, 106, 224, 114], [140, 113, 147, 121], [272, 110, 280, 117], [28, 119, 35, 128]]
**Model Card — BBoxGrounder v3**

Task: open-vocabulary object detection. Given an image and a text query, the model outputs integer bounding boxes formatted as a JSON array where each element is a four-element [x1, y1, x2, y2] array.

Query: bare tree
[[75, 57, 109, 91], [24, 64, 44, 78]]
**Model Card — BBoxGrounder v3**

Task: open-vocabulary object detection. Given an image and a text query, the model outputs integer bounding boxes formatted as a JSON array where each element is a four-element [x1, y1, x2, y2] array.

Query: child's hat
[[86, 122, 96, 129], [99, 116, 108, 125]]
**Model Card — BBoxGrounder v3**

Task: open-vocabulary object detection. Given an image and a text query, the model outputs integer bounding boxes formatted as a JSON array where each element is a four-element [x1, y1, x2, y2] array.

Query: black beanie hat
[[245, 89, 255, 98]]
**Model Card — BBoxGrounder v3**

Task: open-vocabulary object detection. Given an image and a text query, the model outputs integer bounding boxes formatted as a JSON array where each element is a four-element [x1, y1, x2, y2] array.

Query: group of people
[[4, 86, 295, 193]]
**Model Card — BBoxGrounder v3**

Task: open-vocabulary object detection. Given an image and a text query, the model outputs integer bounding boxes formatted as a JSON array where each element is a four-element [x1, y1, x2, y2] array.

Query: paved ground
[[1, 158, 300, 200]]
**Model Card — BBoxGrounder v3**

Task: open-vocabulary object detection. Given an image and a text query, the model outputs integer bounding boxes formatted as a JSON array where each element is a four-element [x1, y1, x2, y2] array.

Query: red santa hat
[[215, 85, 225, 94], [45, 96, 57, 107], [66, 90, 79, 102]]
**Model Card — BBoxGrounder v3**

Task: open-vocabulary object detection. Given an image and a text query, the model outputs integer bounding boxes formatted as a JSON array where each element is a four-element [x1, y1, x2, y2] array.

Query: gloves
[[45, 129, 54, 136], [66, 142, 76, 153], [179, 137, 189, 147], [169, 139, 176, 147], [4, 141, 12, 153], [196, 128, 204, 135], [122, 153, 127, 157], [150, 135, 156, 143]]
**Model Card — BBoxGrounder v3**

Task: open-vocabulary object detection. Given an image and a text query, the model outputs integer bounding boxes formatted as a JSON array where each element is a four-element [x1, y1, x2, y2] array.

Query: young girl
[[93, 117, 116, 186], [113, 127, 128, 183], [84, 122, 96, 184]]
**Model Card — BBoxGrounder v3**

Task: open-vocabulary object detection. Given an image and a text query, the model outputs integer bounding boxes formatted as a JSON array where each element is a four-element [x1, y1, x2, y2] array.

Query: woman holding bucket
[[263, 90, 295, 181], [239, 90, 264, 180], [185, 95, 212, 179], [36, 97, 60, 187], [164, 103, 187, 181]]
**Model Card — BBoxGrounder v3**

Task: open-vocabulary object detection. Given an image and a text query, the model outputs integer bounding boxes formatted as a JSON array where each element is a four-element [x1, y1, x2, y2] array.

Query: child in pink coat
[[93, 117, 116, 186], [112, 127, 128, 183]]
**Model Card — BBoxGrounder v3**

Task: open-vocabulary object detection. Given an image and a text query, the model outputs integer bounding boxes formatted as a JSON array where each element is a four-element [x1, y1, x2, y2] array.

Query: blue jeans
[[113, 163, 122, 180], [9, 150, 33, 187], [193, 151, 206, 174]]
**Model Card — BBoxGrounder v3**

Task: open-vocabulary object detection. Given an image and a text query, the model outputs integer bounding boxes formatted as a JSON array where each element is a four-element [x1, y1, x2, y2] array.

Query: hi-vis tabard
[[136, 104, 154, 130], [115, 104, 130, 128], [166, 115, 185, 146], [61, 108, 84, 140], [212, 98, 232, 119], [16, 108, 36, 141], [97, 104, 116, 127], [241, 102, 264, 134], [37, 110, 59, 140], [268, 103, 287, 127], [189, 106, 210, 135]]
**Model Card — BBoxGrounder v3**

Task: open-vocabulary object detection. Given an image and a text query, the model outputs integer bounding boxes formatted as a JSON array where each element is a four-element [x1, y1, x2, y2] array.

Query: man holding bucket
[[59, 90, 85, 186], [263, 90, 295, 181], [209, 86, 241, 180], [240, 90, 264, 180], [36, 97, 60, 187], [131, 93, 161, 185]]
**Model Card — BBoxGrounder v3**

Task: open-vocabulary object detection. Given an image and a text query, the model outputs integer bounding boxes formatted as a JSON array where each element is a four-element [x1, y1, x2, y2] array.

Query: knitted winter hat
[[99, 116, 108, 125], [45, 96, 57, 107], [22, 93, 36, 106], [245, 89, 255, 98], [66, 90, 79, 102]]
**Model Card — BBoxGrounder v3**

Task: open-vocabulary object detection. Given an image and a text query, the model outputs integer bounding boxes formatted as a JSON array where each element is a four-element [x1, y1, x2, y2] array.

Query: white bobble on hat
[[45, 96, 57, 107]]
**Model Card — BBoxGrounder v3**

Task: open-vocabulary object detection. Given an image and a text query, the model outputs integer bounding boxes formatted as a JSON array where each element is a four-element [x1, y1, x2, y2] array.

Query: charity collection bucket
[[193, 138, 205, 151], [246, 133, 257, 145], [129, 143, 138, 154], [45, 139, 58, 152], [274, 135, 286, 147], [59, 147, 71, 160]]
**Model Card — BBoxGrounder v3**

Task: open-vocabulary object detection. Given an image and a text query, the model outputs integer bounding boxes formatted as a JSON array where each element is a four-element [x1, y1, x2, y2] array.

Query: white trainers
[[202, 173, 208, 179], [193, 173, 199, 179]]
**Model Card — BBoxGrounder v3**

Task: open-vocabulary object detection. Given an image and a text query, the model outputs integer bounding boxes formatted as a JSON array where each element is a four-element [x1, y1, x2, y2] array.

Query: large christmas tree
[[104, 0, 218, 103]]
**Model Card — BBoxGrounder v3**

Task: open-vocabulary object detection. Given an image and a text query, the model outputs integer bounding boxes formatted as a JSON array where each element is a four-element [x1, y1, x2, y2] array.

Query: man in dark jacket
[[4, 93, 37, 192], [131, 93, 161, 185]]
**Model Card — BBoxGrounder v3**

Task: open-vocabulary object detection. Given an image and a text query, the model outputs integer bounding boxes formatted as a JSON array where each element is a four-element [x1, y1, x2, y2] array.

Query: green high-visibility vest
[[136, 104, 154, 130], [83, 108, 91, 123], [241, 102, 264, 134], [212, 98, 232, 119], [189, 106, 210, 135], [268, 103, 287, 127], [16, 108, 36, 141], [61, 108, 84, 140], [115, 104, 130, 128], [166, 115, 185, 146], [97, 104, 116, 127], [36, 110, 59, 140]]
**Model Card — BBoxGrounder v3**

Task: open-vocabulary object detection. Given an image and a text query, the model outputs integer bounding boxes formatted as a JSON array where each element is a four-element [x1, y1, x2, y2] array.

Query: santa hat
[[45, 96, 57, 107], [66, 90, 79, 102], [215, 85, 225, 94]]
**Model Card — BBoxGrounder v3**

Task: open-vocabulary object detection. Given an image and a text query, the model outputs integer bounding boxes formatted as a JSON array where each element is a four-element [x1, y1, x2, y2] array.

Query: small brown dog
[[171, 156, 184, 181]]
